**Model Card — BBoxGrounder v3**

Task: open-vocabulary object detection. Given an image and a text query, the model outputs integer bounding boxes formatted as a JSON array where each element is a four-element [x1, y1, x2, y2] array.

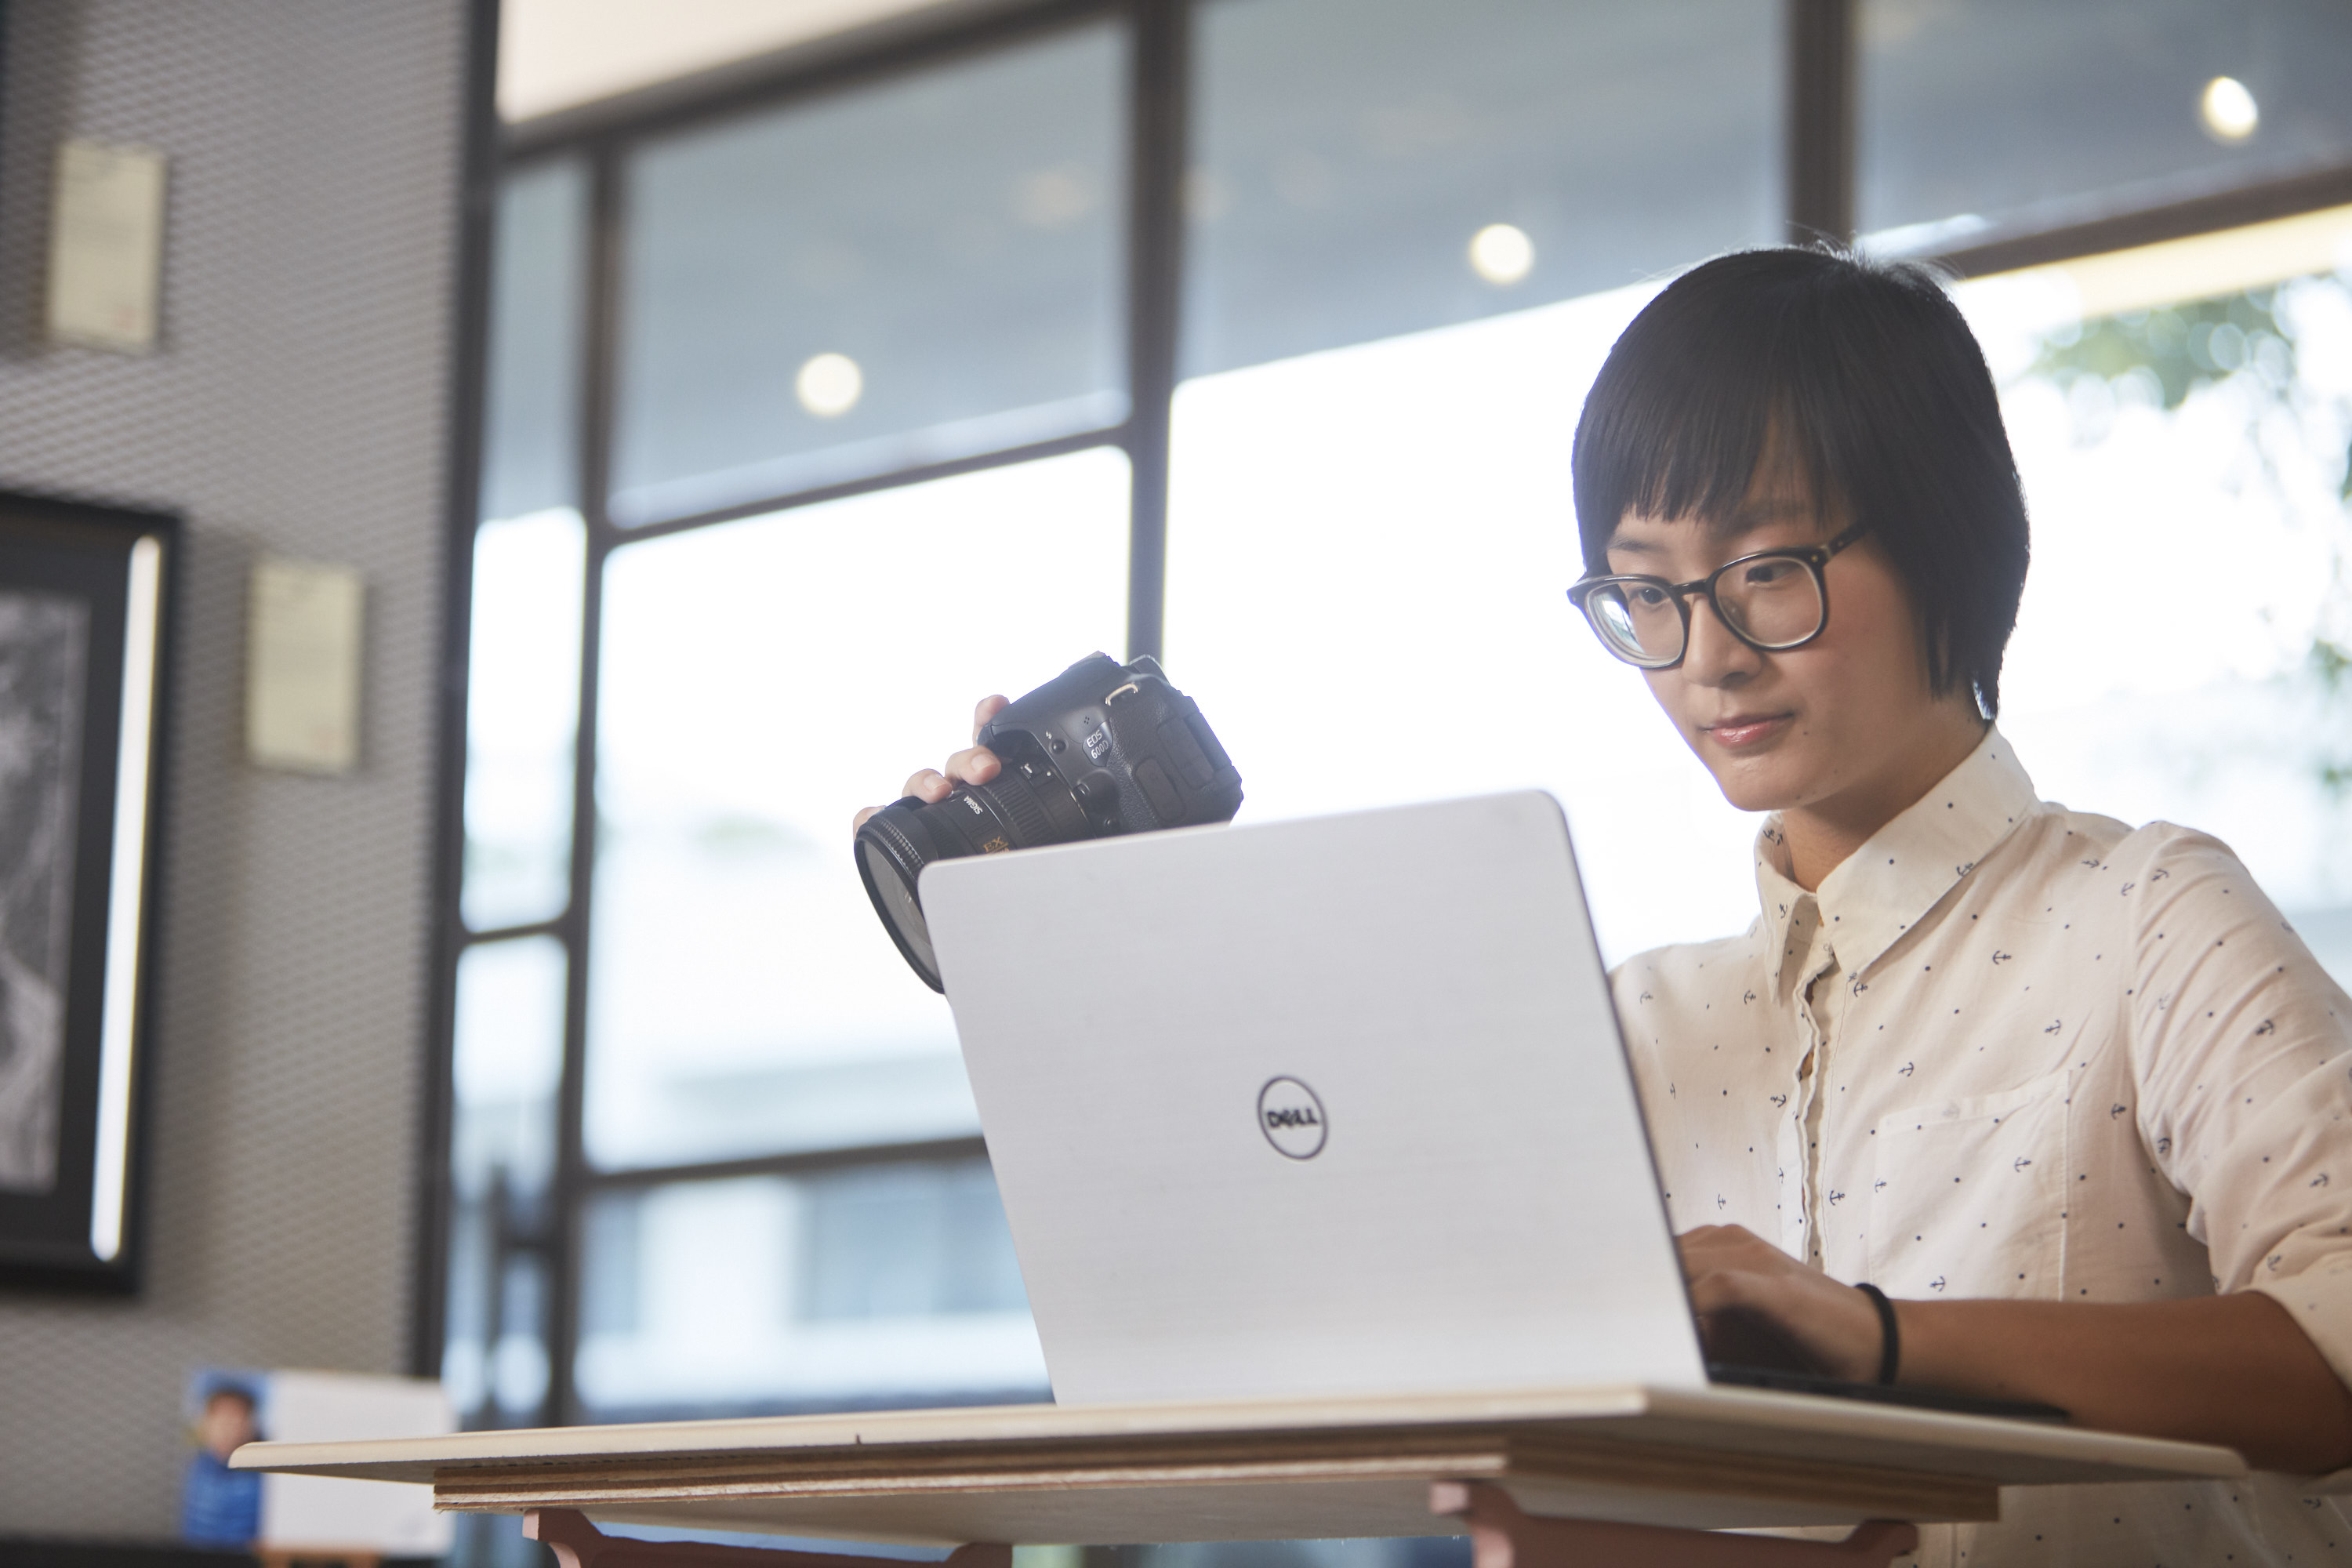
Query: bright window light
[[585, 447, 1130, 1172]]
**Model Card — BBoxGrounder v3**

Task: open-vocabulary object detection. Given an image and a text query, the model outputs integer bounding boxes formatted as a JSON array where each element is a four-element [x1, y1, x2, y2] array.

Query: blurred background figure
[[180, 1378, 262, 1549]]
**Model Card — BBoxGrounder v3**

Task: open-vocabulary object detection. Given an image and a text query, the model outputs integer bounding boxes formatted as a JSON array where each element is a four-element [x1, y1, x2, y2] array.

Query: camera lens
[[858, 828, 941, 985], [854, 745, 1088, 992]]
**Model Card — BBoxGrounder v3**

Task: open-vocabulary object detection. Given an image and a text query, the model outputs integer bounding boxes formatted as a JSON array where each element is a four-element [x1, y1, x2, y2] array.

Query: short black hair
[[1570, 247, 2031, 716]]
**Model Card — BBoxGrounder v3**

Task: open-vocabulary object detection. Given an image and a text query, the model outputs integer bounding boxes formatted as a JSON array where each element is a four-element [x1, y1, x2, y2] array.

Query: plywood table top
[[234, 1383, 2248, 1545]]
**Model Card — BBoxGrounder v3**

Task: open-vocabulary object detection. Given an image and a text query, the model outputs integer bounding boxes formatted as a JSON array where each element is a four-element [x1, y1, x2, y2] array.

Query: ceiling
[[498, 0, 956, 123]]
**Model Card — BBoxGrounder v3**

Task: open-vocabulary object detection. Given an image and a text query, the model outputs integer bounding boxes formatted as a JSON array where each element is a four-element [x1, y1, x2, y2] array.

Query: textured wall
[[0, 0, 466, 1537]]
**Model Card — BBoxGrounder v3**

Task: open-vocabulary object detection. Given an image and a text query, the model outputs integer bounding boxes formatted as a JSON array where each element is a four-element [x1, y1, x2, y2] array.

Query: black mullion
[[413, 0, 503, 1385], [452, 914, 568, 946], [546, 141, 626, 1430], [1122, 0, 1188, 662], [613, 425, 1128, 546], [579, 1135, 992, 1193], [1934, 162, 2352, 278], [1786, 0, 1856, 245]]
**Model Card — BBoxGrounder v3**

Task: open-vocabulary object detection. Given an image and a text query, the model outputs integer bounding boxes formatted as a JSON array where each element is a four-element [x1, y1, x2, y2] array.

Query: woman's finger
[[1683, 1266, 1771, 1317], [902, 768, 953, 803], [971, 694, 1009, 742], [851, 694, 1014, 840], [946, 745, 1001, 786]]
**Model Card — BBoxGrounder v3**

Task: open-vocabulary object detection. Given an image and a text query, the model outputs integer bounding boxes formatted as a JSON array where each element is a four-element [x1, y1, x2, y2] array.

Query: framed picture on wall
[[0, 490, 176, 1290]]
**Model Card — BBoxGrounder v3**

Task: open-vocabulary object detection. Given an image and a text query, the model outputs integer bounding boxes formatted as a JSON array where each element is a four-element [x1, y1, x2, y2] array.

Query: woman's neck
[[1779, 707, 1989, 891]]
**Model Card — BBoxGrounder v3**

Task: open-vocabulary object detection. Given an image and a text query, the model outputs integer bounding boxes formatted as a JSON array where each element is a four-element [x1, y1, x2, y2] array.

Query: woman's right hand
[[851, 694, 1011, 833]]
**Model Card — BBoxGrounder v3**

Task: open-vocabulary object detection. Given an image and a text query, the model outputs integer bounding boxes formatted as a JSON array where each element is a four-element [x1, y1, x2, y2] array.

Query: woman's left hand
[[1677, 1223, 1888, 1383]]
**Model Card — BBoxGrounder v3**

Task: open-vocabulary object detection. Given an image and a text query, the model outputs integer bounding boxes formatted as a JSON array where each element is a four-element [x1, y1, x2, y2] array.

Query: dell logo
[[1258, 1076, 1327, 1160]]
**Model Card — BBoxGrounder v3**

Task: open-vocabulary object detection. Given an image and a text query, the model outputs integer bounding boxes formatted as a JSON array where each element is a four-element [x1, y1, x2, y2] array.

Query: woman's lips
[[1703, 713, 1793, 750]]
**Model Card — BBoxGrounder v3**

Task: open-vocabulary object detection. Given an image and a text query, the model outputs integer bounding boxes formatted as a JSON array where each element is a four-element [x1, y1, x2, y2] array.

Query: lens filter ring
[[854, 809, 945, 991], [862, 809, 926, 876]]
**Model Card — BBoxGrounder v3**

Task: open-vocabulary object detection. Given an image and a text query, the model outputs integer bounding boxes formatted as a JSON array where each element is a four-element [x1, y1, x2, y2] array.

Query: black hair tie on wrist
[[1856, 1282, 1900, 1385]]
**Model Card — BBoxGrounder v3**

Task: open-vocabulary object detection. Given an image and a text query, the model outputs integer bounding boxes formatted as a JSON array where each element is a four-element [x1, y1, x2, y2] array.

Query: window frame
[[417, 0, 2352, 1425]]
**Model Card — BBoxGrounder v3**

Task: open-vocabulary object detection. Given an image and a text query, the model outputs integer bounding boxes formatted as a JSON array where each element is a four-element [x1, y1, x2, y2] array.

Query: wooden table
[[234, 1384, 2245, 1568]]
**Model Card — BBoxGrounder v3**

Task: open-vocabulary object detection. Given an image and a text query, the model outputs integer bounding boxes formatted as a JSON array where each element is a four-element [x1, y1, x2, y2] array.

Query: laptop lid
[[920, 789, 1710, 1406]]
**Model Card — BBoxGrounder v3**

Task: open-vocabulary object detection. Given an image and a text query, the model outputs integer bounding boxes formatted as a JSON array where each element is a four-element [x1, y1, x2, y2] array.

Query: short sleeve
[[2120, 826, 2352, 1394]]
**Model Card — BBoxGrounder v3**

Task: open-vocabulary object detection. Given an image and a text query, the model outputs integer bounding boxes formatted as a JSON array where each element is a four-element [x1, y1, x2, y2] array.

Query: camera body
[[855, 653, 1242, 990], [981, 652, 1243, 839]]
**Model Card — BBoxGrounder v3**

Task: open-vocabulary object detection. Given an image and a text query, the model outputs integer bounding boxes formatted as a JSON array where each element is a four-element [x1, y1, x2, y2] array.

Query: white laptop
[[920, 790, 2056, 1418]]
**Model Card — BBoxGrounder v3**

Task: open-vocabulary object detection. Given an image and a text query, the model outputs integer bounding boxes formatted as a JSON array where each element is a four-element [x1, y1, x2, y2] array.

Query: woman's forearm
[[1897, 1291, 2352, 1472], [1679, 1225, 2352, 1470]]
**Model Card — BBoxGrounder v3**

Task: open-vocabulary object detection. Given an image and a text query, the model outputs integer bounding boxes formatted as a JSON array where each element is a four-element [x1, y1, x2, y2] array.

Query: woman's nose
[[1679, 594, 1762, 685]]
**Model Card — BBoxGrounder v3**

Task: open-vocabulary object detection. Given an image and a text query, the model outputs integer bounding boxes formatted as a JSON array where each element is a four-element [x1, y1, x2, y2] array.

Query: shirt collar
[[1751, 726, 2038, 982], [1753, 846, 1815, 1004]]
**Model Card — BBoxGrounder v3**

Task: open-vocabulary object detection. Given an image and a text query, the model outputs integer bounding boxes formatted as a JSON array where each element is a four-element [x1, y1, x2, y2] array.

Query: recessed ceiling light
[[1468, 223, 1535, 286], [1017, 166, 1091, 229], [796, 352, 863, 418], [2200, 76, 2259, 143]]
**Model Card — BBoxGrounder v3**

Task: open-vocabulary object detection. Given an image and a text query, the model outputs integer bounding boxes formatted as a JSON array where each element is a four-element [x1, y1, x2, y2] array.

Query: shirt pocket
[[1866, 1064, 2071, 1301]]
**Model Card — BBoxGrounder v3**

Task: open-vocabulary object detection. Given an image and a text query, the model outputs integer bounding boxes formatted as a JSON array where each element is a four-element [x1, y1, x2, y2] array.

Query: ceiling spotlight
[[796, 352, 863, 418], [2200, 76, 2259, 143], [1468, 223, 1535, 286]]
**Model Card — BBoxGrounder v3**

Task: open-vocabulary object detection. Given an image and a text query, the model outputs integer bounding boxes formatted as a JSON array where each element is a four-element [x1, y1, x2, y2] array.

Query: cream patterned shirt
[[1613, 728, 2352, 1566]]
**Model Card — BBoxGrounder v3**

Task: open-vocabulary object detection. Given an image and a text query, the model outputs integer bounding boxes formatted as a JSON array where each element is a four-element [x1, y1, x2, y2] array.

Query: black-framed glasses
[[1566, 520, 1871, 670]]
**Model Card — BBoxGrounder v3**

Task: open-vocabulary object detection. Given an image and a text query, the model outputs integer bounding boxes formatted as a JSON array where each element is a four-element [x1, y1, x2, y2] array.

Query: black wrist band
[[1856, 1282, 1900, 1385]]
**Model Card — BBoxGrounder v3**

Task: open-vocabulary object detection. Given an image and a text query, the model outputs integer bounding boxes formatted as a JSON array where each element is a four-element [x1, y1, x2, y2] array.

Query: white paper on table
[[47, 140, 167, 351], [256, 1370, 456, 1555]]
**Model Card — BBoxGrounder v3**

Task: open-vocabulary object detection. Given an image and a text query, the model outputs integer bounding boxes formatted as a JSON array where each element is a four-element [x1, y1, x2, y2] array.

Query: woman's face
[[1603, 468, 1977, 826]]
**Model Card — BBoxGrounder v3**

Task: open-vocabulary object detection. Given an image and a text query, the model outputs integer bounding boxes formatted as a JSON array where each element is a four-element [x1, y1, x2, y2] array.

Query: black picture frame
[[0, 489, 176, 1291]]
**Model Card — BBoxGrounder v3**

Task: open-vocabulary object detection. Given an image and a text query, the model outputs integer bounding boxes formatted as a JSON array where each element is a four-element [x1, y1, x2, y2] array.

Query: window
[[435, 1, 2352, 1526], [441, 154, 588, 1442], [1955, 206, 2352, 982], [575, 452, 1125, 1417], [1170, 0, 1785, 961], [441, 17, 1138, 1443], [1857, 0, 2352, 251], [609, 25, 1127, 523], [1181, 0, 1782, 374]]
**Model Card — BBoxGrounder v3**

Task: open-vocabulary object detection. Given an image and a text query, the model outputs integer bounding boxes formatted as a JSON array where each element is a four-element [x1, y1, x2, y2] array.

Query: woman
[[859, 249, 2352, 1564]]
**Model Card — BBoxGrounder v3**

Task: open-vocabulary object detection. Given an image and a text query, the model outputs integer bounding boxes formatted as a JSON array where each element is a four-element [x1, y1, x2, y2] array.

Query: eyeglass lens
[[1588, 555, 1824, 665]]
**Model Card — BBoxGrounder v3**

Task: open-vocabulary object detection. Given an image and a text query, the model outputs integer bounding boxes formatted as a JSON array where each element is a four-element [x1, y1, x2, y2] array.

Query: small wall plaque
[[47, 140, 169, 353], [247, 557, 364, 775]]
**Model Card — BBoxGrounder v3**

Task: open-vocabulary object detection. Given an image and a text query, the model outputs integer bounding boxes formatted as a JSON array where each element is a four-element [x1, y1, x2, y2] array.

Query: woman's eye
[[1629, 586, 1670, 608], [1740, 559, 1800, 587]]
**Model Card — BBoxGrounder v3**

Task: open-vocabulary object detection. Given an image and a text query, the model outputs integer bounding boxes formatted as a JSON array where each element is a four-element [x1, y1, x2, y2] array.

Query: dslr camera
[[855, 653, 1243, 990]]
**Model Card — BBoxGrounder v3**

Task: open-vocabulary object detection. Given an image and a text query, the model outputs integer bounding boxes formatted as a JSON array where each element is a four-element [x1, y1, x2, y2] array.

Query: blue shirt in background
[[181, 1448, 260, 1548]]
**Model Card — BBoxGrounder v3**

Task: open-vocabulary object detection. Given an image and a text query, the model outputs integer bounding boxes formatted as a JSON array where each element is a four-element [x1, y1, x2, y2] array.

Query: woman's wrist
[[1885, 1299, 1994, 1397], [1855, 1283, 1900, 1385]]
